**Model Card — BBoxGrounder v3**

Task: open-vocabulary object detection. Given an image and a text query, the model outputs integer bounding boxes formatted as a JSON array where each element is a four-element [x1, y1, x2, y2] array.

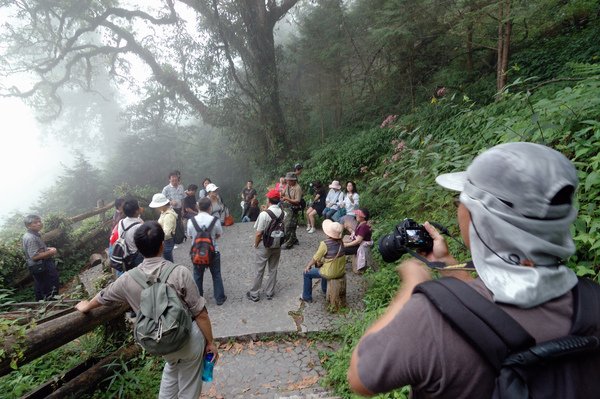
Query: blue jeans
[[163, 238, 174, 262], [193, 251, 226, 304], [322, 208, 337, 220], [302, 267, 327, 302], [241, 215, 251, 223]]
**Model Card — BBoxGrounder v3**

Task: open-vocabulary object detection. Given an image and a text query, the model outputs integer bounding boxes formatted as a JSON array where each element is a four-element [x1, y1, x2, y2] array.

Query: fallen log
[[0, 302, 129, 377], [42, 202, 115, 243]]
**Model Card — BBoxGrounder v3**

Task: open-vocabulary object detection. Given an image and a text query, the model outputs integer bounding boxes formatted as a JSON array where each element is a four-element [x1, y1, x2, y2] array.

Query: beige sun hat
[[322, 219, 343, 239], [149, 193, 170, 208], [328, 180, 341, 190]]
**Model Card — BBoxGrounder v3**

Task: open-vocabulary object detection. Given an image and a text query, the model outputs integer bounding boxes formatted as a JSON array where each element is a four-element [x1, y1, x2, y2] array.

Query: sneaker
[[266, 294, 273, 300], [246, 291, 259, 302], [308, 227, 315, 234], [306, 225, 312, 231], [299, 295, 312, 303]]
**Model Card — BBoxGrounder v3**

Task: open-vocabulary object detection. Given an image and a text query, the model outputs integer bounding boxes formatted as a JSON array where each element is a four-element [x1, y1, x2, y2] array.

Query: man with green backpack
[[76, 221, 218, 398]]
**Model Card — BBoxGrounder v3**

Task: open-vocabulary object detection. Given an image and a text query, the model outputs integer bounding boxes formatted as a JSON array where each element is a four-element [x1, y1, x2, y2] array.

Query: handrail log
[[0, 302, 129, 377]]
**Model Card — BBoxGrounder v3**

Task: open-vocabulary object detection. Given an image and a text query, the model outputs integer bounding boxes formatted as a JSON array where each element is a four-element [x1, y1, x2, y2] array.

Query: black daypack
[[110, 220, 141, 272], [189, 217, 217, 266], [173, 213, 186, 245], [414, 277, 600, 399], [262, 209, 285, 248]]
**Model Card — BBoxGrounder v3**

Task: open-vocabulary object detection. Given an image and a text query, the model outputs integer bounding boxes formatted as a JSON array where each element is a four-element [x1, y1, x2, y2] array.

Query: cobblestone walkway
[[172, 222, 365, 398], [82, 221, 364, 397]]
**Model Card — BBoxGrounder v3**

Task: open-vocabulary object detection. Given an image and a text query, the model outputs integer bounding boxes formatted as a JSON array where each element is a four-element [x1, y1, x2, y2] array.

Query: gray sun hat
[[436, 142, 577, 219], [436, 142, 579, 308]]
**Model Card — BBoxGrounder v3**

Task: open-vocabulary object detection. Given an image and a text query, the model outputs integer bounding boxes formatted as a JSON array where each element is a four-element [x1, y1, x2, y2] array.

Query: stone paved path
[[172, 221, 366, 398], [173, 222, 366, 338], [200, 338, 339, 399], [81, 221, 364, 397]]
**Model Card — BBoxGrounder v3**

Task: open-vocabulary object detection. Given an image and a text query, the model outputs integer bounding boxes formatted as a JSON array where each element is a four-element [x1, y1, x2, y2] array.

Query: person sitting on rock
[[300, 220, 346, 303], [343, 208, 372, 255]]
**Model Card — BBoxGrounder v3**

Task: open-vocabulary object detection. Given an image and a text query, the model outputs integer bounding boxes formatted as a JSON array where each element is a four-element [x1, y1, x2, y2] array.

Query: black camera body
[[378, 218, 433, 262]]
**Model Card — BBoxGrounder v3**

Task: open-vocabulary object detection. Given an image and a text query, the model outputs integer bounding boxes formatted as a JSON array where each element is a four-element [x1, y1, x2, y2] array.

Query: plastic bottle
[[201, 352, 215, 382]]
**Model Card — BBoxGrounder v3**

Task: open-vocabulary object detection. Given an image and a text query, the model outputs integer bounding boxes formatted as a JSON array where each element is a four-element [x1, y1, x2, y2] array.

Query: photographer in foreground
[[348, 142, 600, 398]]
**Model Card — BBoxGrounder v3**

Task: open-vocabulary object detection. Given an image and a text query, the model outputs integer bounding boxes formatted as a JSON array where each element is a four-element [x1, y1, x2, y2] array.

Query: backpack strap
[[190, 217, 200, 232], [158, 263, 179, 283], [206, 216, 217, 233], [414, 278, 535, 372], [129, 263, 180, 288], [122, 220, 141, 232], [570, 277, 600, 335], [266, 209, 283, 222], [190, 216, 217, 233], [129, 267, 149, 289]]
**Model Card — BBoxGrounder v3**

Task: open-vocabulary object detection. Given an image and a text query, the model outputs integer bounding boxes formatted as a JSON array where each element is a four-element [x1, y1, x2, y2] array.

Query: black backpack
[[414, 277, 600, 399], [189, 217, 217, 266], [173, 213, 186, 245], [110, 220, 141, 272], [262, 209, 285, 248]]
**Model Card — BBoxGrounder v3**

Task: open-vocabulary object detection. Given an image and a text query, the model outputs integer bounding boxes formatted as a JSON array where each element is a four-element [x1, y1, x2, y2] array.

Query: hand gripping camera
[[378, 218, 433, 263]]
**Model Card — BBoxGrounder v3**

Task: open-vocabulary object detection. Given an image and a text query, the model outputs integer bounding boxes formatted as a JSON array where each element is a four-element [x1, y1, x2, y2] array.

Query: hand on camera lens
[[422, 222, 456, 265]]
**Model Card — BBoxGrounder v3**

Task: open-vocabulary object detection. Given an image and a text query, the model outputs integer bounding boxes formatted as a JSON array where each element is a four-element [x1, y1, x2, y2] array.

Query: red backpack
[[189, 217, 217, 266]]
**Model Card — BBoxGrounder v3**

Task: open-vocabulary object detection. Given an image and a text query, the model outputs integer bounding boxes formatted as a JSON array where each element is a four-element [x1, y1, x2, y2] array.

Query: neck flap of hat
[[461, 183, 578, 308]]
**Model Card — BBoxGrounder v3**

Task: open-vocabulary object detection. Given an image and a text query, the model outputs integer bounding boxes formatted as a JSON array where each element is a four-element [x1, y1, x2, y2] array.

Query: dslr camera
[[378, 218, 433, 262]]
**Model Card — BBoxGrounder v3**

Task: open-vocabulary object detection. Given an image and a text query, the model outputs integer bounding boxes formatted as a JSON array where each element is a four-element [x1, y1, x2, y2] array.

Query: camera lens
[[378, 234, 405, 263]]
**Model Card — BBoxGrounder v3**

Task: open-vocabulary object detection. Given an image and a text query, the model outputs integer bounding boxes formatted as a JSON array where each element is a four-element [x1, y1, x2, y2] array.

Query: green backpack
[[129, 264, 192, 355]]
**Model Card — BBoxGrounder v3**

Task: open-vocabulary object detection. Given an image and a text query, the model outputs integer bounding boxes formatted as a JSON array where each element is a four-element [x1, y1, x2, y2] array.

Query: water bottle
[[201, 352, 215, 382]]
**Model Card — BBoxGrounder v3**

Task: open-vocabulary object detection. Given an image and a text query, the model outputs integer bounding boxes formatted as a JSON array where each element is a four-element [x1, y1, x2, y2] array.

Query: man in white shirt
[[187, 197, 227, 305]]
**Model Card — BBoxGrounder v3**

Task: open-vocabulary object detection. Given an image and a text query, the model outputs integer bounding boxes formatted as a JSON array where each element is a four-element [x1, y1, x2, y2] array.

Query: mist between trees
[[0, 0, 599, 228]]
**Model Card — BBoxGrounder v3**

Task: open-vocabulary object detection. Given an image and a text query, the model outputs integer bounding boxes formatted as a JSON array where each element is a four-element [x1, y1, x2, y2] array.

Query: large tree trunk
[[496, 0, 512, 93], [237, 0, 294, 154]]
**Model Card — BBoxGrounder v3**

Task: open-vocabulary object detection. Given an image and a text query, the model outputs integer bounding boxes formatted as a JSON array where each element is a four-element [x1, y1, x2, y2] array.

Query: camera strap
[[403, 247, 475, 271]]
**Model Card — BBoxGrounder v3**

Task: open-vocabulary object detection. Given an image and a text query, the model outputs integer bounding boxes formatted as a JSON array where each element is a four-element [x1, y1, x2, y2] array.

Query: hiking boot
[[246, 291, 259, 302]]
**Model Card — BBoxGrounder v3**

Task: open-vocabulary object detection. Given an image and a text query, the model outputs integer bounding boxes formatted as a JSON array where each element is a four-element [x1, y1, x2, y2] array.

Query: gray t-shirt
[[357, 278, 577, 398]]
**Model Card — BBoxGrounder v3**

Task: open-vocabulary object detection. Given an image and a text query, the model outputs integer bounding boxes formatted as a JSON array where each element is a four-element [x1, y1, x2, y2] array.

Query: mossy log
[[0, 302, 129, 377]]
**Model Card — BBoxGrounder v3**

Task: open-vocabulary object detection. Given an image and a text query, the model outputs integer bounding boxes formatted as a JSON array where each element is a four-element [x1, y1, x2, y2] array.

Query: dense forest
[[1, 0, 600, 397]]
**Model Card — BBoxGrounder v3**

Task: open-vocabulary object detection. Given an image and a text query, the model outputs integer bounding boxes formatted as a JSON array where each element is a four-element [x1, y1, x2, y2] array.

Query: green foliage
[[315, 67, 600, 396], [0, 331, 106, 398], [89, 354, 162, 399]]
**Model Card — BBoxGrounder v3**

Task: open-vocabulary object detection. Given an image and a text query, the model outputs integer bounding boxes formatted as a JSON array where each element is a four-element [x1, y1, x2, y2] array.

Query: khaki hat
[[322, 219, 343, 239], [285, 172, 297, 181]]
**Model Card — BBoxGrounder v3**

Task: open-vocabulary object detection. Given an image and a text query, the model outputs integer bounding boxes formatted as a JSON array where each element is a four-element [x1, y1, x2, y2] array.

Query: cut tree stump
[[326, 275, 347, 312]]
